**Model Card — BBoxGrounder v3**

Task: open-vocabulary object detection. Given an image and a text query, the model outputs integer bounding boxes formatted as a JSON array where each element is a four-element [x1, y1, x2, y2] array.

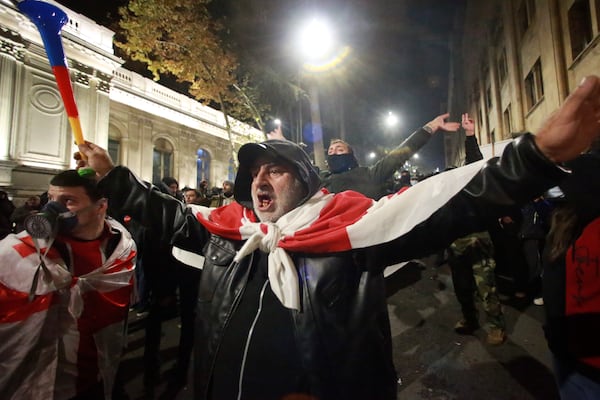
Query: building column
[[0, 39, 23, 185]]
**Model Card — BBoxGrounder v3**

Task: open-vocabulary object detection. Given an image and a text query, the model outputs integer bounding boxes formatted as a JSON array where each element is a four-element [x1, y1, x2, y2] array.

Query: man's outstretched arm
[[77, 142, 207, 248], [370, 113, 461, 184]]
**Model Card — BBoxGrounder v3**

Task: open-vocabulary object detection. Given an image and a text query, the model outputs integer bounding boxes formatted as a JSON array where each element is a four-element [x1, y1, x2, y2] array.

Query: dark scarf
[[326, 153, 359, 173]]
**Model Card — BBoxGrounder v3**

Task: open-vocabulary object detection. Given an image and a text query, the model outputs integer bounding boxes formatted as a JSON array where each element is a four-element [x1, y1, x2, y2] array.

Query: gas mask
[[24, 201, 78, 239]]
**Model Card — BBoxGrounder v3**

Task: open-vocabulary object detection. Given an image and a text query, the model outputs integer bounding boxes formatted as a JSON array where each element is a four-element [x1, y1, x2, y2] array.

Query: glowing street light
[[294, 16, 351, 169], [385, 111, 399, 128], [297, 18, 335, 63]]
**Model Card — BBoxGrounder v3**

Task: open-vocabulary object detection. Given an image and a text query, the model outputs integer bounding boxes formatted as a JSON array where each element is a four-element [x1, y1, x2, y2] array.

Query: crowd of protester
[[0, 75, 599, 400]]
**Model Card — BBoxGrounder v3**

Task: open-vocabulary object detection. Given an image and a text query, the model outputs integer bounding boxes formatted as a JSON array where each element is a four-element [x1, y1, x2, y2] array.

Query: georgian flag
[[0, 219, 136, 400], [181, 160, 485, 310]]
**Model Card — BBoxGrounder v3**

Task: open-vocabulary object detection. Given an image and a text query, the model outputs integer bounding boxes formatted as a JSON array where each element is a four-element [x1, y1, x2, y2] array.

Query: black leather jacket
[[99, 134, 564, 399]]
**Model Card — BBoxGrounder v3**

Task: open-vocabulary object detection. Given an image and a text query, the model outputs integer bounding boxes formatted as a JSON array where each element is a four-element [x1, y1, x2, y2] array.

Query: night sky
[[54, 0, 463, 172]]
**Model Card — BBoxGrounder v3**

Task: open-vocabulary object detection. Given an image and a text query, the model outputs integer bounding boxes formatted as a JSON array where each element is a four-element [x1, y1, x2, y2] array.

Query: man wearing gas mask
[[321, 113, 460, 200], [0, 170, 136, 400]]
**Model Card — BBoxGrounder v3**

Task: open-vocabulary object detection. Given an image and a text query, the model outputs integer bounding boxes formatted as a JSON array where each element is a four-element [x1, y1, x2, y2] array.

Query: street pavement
[[119, 257, 559, 400]]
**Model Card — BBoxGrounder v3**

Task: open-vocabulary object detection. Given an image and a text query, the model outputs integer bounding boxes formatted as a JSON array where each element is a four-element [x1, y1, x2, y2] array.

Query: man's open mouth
[[257, 193, 273, 209]]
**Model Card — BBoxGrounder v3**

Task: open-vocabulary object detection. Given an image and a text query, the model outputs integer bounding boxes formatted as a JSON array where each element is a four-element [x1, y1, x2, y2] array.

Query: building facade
[[447, 0, 600, 166], [0, 0, 262, 204]]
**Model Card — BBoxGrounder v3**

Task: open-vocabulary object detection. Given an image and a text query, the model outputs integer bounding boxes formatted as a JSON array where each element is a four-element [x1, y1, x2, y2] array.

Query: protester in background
[[321, 113, 460, 200], [492, 209, 529, 299], [0, 190, 15, 239], [0, 170, 136, 399], [209, 180, 235, 207], [9, 195, 41, 233], [198, 180, 210, 198], [396, 170, 412, 191], [159, 176, 183, 201], [183, 187, 210, 206], [447, 113, 506, 345], [519, 196, 552, 305]]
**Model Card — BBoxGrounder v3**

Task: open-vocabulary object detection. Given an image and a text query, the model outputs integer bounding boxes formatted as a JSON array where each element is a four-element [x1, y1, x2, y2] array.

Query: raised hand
[[425, 113, 461, 133], [77, 141, 115, 178], [461, 113, 475, 136], [534, 75, 600, 163]]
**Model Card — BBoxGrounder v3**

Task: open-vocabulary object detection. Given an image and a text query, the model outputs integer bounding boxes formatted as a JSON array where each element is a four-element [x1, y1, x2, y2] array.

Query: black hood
[[234, 140, 322, 209]]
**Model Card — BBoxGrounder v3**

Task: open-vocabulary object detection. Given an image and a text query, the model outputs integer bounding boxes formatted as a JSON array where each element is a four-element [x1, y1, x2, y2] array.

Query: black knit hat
[[234, 140, 321, 209]]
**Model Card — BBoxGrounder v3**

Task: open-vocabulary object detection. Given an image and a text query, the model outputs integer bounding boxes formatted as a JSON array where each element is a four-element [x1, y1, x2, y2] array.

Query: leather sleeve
[[374, 133, 567, 266], [464, 135, 483, 164], [98, 166, 209, 253]]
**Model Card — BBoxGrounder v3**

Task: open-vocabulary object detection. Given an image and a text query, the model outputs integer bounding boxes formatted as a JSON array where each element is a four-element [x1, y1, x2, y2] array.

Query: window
[[497, 48, 508, 84], [568, 0, 593, 59], [518, 0, 536, 38], [108, 138, 120, 164], [153, 138, 174, 184], [196, 148, 211, 188], [503, 104, 512, 138], [524, 59, 544, 111], [486, 85, 493, 109]]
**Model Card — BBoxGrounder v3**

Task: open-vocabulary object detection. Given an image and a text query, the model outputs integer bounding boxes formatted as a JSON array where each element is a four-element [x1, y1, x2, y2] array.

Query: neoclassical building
[[0, 0, 262, 204], [446, 0, 600, 166]]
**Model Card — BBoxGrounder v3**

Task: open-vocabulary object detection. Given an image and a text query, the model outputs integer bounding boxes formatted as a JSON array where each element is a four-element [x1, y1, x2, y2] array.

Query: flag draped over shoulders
[[185, 160, 485, 310], [0, 219, 136, 400]]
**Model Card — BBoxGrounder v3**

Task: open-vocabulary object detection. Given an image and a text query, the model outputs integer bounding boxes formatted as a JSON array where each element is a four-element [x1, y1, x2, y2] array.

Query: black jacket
[[321, 128, 432, 199], [99, 134, 564, 399]]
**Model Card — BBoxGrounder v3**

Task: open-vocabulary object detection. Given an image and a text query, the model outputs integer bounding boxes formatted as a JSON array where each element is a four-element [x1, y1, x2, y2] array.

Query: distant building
[[447, 0, 600, 166], [0, 0, 261, 203]]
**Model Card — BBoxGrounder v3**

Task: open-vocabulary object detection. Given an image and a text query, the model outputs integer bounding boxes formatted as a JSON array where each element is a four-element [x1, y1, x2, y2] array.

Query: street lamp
[[295, 16, 350, 170], [384, 111, 399, 128]]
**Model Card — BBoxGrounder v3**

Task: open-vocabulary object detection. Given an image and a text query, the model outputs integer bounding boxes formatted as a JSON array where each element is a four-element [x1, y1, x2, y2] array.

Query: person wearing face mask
[[0, 170, 136, 400], [321, 113, 460, 200], [0, 170, 136, 399]]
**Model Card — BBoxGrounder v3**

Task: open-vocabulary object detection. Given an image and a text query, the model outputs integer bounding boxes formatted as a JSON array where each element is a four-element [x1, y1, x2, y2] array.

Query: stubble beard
[[253, 178, 306, 223]]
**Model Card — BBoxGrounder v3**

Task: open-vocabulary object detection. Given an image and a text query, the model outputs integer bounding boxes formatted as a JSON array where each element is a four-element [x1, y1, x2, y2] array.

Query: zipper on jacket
[[236, 278, 270, 400], [205, 255, 252, 399]]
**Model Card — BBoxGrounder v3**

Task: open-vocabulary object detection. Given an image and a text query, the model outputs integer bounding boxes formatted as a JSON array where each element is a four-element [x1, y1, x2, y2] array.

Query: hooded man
[[322, 113, 460, 199], [76, 74, 600, 400], [323, 113, 459, 287], [0, 170, 136, 400]]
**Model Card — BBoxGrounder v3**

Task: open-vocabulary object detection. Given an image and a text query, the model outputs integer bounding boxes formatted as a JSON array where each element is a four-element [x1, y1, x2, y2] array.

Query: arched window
[[108, 138, 120, 164], [153, 138, 174, 184], [228, 157, 235, 181], [108, 125, 122, 164], [196, 148, 211, 188]]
